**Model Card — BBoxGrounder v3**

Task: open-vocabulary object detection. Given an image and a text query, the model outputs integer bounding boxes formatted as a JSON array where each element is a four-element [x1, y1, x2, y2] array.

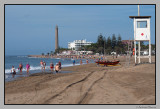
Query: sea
[[5, 55, 94, 82]]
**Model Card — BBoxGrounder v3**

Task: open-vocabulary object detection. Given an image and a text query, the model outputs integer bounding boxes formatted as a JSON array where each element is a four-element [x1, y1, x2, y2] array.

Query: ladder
[[125, 39, 133, 67]]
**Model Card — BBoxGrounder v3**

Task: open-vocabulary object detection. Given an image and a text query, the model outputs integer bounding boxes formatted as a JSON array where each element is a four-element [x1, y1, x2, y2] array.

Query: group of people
[[40, 60, 46, 72], [11, 63, 30, 77], [10, 58, 92, 77], [72, 59, 89, 65], [40, 60, 61, 73], [10, 60, 62, 76]]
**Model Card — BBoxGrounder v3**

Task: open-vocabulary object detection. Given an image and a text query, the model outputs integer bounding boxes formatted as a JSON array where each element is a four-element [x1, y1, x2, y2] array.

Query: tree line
[[41, 34, 155, 56], [81, 34, 155, 55], [81, 34, 126, 55]]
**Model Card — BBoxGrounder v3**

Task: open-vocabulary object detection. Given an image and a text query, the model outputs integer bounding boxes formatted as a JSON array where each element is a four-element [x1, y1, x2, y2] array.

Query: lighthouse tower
[[55, 25, 59, 51]]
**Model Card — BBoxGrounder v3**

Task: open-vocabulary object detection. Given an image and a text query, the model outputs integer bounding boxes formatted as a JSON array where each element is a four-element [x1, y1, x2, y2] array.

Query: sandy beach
[[5, 56, 155, 104]]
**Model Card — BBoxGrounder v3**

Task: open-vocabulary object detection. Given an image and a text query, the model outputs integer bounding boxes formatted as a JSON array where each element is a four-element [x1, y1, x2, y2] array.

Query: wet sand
[[5, 56, 155, 104]]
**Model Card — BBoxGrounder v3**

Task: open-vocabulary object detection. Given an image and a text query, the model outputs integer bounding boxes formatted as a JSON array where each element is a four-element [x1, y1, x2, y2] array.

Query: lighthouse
[[55, 25, 59, 51]]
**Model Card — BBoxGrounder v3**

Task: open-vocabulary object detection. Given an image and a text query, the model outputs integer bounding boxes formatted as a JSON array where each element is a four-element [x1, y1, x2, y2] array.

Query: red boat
[[95, 60, 120, 66]]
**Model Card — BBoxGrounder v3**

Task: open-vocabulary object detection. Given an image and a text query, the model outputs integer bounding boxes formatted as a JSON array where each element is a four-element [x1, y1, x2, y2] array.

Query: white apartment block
[[68, 39, 93, 51]]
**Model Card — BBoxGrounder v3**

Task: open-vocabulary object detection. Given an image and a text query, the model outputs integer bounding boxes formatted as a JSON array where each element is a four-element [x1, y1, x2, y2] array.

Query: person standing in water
[[50, 62, 54, 72], [11, 66, 16, 78], [80, 59, 82, 65], [26, 63, 30, 74], [86, 59, 89, 64], [40, 60, 43, 72], [73, 59, 75, 65], [19, 63, 23, 73], [11, 66, 16, 74], [43, 61, 46, 72], [55, 63, 59, 73], [58, 61, 61, 72]]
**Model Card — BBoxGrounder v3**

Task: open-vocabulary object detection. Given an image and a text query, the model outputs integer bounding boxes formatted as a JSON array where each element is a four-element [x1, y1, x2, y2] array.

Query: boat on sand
[[95, 60, 120, 66]]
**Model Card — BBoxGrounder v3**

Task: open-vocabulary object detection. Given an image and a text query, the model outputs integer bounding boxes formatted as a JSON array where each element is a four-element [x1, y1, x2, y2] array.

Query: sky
[[5, 5, 155, 55]]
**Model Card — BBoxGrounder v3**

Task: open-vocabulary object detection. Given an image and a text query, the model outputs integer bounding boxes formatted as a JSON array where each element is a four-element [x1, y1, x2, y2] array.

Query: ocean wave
[[62, 63, 80, 67], [5, 75, 9, 79], [28, 57, 41, 59], [5, 69, 19, 74], [5, 66, 44, 74]]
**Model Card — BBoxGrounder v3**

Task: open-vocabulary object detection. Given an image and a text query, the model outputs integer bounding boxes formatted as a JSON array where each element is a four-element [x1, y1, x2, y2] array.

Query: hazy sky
[[5, 5, 155, 55]]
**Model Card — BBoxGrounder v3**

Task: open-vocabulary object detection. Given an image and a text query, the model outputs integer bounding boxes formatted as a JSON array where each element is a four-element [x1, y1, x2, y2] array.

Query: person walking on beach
[[50, 62, 54, 72], [19, 63, 23, 73], [26, 63, 30, 74], [40, 60, 43, 72], [55, 63, 59, 73], [43, 61, 46, 72]]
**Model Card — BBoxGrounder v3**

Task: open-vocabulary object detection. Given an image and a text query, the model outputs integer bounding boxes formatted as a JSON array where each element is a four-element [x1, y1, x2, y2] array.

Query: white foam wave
[[17, 56, 27, 57], [5, 75, 9, 79], [28, 57, 41, 59], [62, 63, 80, 67], [5, 69, 19, 74], [5, 66, 44, 74]]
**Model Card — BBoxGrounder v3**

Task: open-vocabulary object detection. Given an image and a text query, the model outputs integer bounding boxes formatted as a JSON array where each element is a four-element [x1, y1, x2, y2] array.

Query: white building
[[77, 51, 93, 55], [68, 39, 93, 51]]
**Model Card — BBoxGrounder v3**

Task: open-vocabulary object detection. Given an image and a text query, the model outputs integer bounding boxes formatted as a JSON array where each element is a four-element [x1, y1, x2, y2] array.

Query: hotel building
[[68, 39, 93, 51]]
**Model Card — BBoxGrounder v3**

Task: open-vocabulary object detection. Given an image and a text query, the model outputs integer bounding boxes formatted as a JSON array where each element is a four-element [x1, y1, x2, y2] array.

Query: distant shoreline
[[27, 54, 98, 59]]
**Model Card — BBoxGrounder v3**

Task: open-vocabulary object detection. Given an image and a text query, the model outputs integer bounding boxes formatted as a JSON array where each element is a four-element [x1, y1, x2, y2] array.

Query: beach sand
[[5, 56, 155, 104]]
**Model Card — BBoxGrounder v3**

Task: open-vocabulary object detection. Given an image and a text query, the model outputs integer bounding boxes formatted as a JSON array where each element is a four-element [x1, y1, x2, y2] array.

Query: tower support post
[[55, 25, 59, 51]]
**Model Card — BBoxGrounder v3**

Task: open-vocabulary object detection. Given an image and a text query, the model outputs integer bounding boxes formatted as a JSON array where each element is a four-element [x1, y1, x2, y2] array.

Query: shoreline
[[5, 55, 94, 81], [5, 56, 155, 104], [28, 55, 96, 59], [5, 62, 87, 82]]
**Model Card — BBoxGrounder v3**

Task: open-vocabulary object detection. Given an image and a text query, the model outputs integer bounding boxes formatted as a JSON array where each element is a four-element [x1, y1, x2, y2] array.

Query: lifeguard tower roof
[[129, 16, 151, 19]]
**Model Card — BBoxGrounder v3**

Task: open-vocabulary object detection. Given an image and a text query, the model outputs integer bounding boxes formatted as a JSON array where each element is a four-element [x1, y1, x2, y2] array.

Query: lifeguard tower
[[129, 16, 151, 64]]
